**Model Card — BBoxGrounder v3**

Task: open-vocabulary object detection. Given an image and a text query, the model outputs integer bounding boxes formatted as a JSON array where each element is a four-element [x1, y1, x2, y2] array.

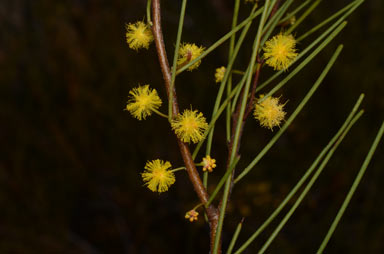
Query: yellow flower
[[185, 209, 199, 222], [177, 43, 205, 71], [201, 155, 216, 172], [254, 95, 286, 130], [171, 109, 208, 144], [141, 160, 175, 192], [263, 34, 298, 71], [125, 85, 162, 120], [125, 21, 153, 51], [215, 66, 226, 83]]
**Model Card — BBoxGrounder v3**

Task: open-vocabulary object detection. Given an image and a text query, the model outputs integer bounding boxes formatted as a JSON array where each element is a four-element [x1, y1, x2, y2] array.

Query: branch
[[151, 0, 178, 115], [151, 0, 220, 252]]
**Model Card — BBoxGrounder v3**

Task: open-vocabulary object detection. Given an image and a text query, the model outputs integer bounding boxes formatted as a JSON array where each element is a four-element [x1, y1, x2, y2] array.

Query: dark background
[[1, 0, 383, 253]]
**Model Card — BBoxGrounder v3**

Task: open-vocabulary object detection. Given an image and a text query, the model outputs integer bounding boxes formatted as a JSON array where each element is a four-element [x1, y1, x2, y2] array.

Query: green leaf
[[317, 120, 384, 254], [236, 44, 345, 183], [233, 94, 364, 254], [256, 110, 364, 254], [169, 0, 188, 120]]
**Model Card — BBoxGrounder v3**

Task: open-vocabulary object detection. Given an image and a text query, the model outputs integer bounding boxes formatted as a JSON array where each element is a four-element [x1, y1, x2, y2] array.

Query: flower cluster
[[263, 34, 298, 71], [171, 109, 209, 144], [254, 95, 286, 130], [201, 155, 216, 172], [141, 160, 175, 192], [125, 85, 162, 120], [177, 43, 205, 71], [125, 21, 153, 51], [185, 210, 199, 222]]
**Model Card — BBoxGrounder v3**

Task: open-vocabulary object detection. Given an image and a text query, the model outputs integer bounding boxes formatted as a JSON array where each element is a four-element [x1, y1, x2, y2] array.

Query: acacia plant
[[124, 0, 383, 253]]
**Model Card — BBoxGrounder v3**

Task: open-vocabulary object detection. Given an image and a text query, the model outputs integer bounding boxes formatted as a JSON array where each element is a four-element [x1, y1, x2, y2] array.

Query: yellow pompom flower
[[125, 21, 153, 51], [125, 85, 162, 120], [263, 34, 298, 71], [254, 95, 286, 130], [185, 210, 199, 222], [215, 66, 226, 83], [141, 160, 175, 193], [201, 155, 216, 172], [171, 109, 209, 144], [177, 43, 205, 71]]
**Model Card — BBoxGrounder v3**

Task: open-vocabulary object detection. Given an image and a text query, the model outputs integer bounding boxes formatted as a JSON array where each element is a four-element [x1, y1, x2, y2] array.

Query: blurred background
[[1, 0, 383, 253]]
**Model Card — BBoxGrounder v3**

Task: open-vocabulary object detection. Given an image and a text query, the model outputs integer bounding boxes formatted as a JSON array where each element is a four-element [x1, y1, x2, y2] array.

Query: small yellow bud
[[215, 66, 226, 83], [201, 155, 216, 172], [185, 210, 199, 222]]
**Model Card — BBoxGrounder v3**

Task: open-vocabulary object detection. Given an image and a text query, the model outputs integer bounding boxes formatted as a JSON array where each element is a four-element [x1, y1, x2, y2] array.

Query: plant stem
[[227, 218, 244, 254], [146, 0, 152, 26], [212, 2, 272, 253], [226, 0, 241, 142], [170, 166, 186, 173], [169, 0, 187, 120], [206, 4, 258, 158], [206, 156, 240, 207], [151, 1, 220, 252], [153, 109, 168, 119]]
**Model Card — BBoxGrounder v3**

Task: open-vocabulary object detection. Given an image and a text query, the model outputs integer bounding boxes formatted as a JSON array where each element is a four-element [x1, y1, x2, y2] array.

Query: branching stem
[[151, 0, 220, 252]]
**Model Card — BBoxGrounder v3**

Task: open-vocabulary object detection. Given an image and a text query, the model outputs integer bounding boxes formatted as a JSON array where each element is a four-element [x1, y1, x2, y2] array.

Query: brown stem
[[151, 0, 178, 115], [216, 0, 282, 246], [227, 0, 281, 168], [220, 59, 263, 209], [261, 0, 283, 39], [178, 140, 220, 251], [244, 62, 263, 119], [227, 0, 282, 164], [269, 0, 282, 19], [151, 0, 220, 252]]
